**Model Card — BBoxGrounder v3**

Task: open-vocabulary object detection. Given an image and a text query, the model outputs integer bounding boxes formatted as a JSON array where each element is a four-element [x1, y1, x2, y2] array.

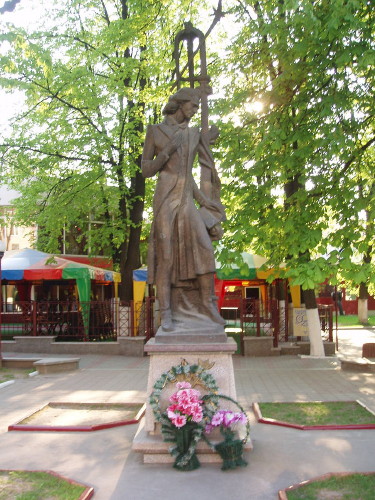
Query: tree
[[336, 151, 375, 324], [0, 0, 220, 300], [214, 0, 374, 353]]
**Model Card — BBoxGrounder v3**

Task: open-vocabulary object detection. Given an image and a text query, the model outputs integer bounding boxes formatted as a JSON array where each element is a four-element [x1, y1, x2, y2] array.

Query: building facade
[[0, 186, 37, 250]]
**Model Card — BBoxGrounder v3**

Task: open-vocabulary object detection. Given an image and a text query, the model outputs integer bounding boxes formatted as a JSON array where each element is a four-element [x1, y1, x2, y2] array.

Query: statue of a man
[[142, 87, 225, 332]]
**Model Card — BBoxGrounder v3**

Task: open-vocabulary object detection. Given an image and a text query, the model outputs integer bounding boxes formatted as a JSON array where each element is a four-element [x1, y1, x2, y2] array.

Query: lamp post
[[0, 240, 5, 365]]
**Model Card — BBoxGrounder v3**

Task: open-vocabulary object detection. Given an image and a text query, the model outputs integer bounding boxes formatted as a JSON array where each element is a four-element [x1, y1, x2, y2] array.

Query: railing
[[240, 298, 280, 338], [225, 298, 333, 351], [318, 304, 334, 342], [1, 298, 332, 346], [0, 298, 156, 342], [117, 297, 155, 340], [275, 303, 334, 346]]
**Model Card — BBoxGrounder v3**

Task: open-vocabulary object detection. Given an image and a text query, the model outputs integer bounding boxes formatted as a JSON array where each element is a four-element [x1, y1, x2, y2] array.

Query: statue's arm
[[141, 125, 169, 178], [193, 181, 208, 206], [193, 181, 221, 210]]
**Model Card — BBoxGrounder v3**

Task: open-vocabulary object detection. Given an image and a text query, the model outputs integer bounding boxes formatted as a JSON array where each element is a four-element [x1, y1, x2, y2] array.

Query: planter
[[215, 438, 248, 471], [173, 422, 201, 471], [296, 341, 336, 356], [243, 336, 274, 357]]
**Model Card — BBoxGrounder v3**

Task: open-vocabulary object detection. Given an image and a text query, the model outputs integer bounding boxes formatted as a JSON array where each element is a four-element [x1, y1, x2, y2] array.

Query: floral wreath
[[149, 358, 219, 422], [149, 359, 220, 469]]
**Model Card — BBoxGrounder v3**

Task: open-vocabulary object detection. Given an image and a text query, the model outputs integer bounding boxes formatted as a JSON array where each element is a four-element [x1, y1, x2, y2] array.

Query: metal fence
[[223, 298, 333, 352], [117, 297, 155, 340], [0, 297, 332, 346], [0, 298, 156, 342]]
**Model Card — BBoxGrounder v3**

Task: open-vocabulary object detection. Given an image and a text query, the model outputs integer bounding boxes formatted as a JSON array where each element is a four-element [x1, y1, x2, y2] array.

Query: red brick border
[[0, 469, 94, 499], [8, 402, 145, 432], [278, 471, 375, 499]]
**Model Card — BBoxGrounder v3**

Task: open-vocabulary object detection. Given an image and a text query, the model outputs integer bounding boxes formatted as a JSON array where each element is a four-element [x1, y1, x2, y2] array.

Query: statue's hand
[[164, 130, 184, 156]]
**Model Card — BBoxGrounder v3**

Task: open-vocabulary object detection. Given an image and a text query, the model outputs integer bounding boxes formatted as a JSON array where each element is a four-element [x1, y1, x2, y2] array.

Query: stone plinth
[[154, 327, 227, 344], [243, 336, 276, 356], [132, 336, 252, 464]]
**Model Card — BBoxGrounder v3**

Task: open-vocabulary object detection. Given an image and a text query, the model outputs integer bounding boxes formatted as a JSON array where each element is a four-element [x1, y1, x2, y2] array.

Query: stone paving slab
[[0, 328, 374, 499]]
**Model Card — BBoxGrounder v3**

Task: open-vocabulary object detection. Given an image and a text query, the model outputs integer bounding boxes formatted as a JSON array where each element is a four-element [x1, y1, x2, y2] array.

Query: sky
[[0, 0, 240, 134], [0, 0, 51, 132]]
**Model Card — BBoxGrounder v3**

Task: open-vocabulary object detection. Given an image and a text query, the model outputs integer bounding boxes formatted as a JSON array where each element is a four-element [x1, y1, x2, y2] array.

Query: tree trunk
[[120, 168, 145, 301], [277, 279, 286, 336], [303, 288, 325, 357], [358, 282, 369, 325]]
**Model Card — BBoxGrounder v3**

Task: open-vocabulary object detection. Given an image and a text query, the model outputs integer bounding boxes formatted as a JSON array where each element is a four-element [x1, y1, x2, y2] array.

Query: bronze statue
[[142, 87, 226, 333]]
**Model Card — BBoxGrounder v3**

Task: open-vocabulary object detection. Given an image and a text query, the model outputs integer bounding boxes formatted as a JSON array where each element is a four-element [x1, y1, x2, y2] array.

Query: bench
[[2, 358, 40, 369], [362, 343, 375, 359], [2, 357, 80, 374], [33, 358, 80, 374], [341, 357, 375, 373]]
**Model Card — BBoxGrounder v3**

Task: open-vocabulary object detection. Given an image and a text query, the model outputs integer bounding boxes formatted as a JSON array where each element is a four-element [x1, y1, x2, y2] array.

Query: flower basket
[[203, 394, 250, 471], [149, 361, 250, 472], [215, 437, 247, 471], [173, 422, 201, 471]]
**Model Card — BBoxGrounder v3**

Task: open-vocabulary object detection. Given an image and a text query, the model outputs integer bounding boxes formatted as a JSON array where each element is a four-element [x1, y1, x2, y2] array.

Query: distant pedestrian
[[332, 291, 344, 315]]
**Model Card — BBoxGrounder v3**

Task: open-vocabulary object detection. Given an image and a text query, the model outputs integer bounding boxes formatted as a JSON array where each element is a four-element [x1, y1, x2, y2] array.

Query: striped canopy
[[215, 253, 271, 280], [1, 248, 120, 304], [132, 253, 275, 283]]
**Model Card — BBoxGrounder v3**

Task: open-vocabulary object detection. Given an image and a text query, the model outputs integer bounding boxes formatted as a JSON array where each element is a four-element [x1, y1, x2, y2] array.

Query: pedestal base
[[133, 418, 253, 464], [132, 337, 253, 464], [144, 337, 238, 432], [155, 326, 227, 344]]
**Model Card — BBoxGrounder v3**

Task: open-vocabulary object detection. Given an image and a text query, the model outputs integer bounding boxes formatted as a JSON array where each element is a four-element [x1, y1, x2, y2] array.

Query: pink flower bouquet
[[167, 381, 204, 428]]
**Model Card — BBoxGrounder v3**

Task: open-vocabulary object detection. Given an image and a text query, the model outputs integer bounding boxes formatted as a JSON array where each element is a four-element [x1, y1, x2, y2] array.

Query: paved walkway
[[0, 329, 374, 499]]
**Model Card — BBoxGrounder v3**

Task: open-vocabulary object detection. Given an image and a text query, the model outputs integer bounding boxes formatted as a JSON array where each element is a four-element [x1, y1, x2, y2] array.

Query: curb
[[0, 380, 15, 389], [8, 402, 146, 432], [278, 471, 375, 499]]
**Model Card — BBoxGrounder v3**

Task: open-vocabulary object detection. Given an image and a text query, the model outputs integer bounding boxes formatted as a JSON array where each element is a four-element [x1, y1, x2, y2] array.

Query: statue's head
[[162, 87, 201, 115]]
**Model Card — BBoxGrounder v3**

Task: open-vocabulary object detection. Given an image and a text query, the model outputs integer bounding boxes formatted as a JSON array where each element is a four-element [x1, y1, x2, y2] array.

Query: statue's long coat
[[141, 116, 215, 285]]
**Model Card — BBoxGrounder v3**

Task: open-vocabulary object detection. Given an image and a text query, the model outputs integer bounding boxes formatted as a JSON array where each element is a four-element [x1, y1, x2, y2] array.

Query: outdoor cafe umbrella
[[1, 248, 121, 333]]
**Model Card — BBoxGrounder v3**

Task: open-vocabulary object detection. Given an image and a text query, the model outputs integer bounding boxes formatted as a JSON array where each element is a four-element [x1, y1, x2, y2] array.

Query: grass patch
[[243, 327, 268, 337], [0, 368, 34, 384], [336, 314, 375, 327], [0, 470, 86, 500], [258, 401, 375, 426], [0, 368, 15, 384], [286, 473, 375, 500]]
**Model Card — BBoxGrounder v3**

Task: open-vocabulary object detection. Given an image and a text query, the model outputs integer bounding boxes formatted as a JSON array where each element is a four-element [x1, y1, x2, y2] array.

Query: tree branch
[[341, 136, 375, 175]]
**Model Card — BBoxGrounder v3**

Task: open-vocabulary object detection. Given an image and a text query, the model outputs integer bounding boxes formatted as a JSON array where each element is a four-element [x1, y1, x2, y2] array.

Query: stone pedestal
[[144, 337, 237, 432], [132, 336, 253, 463]]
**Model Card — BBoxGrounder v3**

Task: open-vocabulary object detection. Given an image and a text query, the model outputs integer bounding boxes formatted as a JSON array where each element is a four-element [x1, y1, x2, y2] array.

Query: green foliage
[[1, 0, 374, 300], [215, 0, 375, 295], [0, 0, 219, 297]]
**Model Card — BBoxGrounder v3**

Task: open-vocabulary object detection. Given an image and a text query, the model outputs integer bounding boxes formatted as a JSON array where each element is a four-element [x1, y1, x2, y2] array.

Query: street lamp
[[0, 240, 5, 364]]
